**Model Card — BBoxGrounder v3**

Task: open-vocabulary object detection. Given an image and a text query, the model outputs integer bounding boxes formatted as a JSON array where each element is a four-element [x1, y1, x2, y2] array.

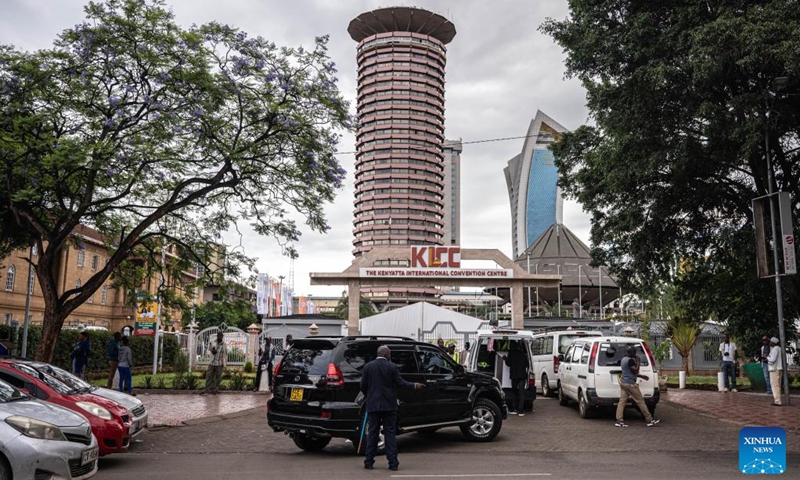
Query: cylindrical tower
[[349, 7, 456, 260]]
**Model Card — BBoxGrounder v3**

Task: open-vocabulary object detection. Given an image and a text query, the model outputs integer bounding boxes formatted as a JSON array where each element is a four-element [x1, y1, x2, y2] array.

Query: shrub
[[185, 373, 200, 390], [243, 361, 254, 374], [171, 373, 186, 389], [228, 370, 248, 391], [140, 375, 154, 389], [155, 375, 167, 389]]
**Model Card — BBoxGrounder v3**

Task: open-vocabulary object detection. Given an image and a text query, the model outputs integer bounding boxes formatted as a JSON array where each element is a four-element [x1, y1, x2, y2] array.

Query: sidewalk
[[662, 388, 800, 433], [137, 391, 270, 427]]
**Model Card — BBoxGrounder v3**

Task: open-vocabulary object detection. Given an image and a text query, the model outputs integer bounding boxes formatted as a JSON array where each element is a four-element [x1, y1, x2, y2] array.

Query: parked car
[[531, 329, 603, 396], [0, 359, 134, 456], [22, 361, 148, 440], [556, 336, 660, 419], [0, 377, 99, 480], [267, 335, 507, 452], [465, 329, 536, 411]]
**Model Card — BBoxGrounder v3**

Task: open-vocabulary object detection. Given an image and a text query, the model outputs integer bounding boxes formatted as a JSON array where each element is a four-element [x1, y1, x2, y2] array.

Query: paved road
[[95, 397, 799, 479]]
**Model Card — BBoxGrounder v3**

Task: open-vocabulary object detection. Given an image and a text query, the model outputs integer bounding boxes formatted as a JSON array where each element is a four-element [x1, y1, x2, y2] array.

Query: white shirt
[[719, 342, 736, 362], [767, 345, 783, 371]]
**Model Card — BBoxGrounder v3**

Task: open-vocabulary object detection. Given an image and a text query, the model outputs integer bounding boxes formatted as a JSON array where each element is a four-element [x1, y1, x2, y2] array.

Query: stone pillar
[[348, 280, 360, 335], [511, 282, 524, 330]]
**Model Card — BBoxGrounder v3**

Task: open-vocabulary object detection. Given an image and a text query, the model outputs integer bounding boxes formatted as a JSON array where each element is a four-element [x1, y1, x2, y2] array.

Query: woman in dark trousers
[[504, 342, 528, 416], [255, 338, 275, 391]]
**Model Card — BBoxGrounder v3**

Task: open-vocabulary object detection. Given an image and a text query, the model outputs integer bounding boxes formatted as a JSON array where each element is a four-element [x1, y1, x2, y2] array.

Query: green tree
[[192, 297, 256, 332], [333, 293, 376, 320], [541, 1, 800, 349], [0, 0, 350, 362]]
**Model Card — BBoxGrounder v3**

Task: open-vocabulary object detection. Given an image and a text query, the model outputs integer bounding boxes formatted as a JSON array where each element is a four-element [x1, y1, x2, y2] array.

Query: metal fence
[[420, 321, 492, 349], [194, 326, 250, 366]]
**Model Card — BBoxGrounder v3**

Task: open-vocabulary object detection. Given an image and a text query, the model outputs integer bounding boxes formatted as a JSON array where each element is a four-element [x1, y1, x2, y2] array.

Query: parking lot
[[93, 395, 800, 479]]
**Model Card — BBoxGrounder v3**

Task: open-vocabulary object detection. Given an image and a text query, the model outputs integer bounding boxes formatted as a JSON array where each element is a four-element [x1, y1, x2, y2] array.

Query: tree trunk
[[681, 353, 689, 373], [35, 307, 68, 363]]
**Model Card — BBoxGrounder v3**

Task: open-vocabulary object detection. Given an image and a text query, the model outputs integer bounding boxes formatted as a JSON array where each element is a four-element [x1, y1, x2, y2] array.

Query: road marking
[[392, 474, 551, 478]]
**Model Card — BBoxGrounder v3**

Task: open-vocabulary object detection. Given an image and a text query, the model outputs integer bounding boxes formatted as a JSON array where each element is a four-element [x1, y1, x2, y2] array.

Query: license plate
[[290, 388, 304, 401], [81, 447, 98, 466]]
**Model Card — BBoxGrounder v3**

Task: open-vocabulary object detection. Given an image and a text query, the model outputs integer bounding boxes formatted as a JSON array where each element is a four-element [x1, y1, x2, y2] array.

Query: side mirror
[[557, 354, 565, 362]]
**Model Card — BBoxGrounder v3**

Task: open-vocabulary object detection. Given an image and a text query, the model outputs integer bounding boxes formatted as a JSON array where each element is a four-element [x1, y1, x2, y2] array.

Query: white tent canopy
[[360, 302, 487, 342]]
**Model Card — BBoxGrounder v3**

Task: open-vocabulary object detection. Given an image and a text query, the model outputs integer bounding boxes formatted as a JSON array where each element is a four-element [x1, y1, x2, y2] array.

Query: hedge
[[0, 324, 178, 373]]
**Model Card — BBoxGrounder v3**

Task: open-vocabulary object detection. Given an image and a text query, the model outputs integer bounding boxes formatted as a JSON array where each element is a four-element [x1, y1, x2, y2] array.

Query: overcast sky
[[1, 0, 593, 297]]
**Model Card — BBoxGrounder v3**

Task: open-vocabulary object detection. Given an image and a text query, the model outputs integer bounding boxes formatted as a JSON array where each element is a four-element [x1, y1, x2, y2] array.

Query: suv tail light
[[528, 376, 536, 388], [553, 355, 559, 374], [642, 342, 656, 372], [588, 342, 599, 373], [326, 363, 344, 389]]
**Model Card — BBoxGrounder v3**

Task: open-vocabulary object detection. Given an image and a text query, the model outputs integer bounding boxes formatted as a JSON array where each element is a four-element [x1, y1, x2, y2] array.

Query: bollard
[[717, 371, 726, 391], [679, 370, 687, 389]]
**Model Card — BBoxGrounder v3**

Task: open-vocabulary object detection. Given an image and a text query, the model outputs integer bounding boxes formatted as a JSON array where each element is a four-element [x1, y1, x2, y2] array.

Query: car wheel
[[460, 398, 502, 442], [0, 455, 11, 480], [558, 384, 569, 406], [542, 373, 554, 397], [292, 433, 331, 452], [578, 391, 594, 419]]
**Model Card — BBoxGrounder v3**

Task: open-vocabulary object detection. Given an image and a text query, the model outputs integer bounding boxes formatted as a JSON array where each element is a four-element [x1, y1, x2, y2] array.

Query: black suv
[[267, 336, 507, 452]]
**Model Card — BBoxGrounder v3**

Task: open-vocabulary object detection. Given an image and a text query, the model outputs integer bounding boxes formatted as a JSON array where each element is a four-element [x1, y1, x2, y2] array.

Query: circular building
[[349, 7, 456, 258]]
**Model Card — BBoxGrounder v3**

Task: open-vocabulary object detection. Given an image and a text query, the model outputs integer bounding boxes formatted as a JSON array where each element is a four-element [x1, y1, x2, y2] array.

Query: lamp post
[[764, 76, 791, 406], [599, 266, 604, 320], [526, 253, 532, 316], [278, 275, 285, 317], [578, 265, 583, 319]]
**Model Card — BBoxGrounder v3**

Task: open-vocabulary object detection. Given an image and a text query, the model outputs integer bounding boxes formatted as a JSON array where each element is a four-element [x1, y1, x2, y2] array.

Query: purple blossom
[[106, 167, 114, 176], [109, 96, 121, 107], [192, 107, 204, 116], [125, 85, 136, 94], [104, 118, 116, 127], [77, 242, 86, 250]]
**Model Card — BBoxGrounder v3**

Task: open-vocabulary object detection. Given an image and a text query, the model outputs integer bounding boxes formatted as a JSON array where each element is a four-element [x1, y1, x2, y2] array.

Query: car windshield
[[279, 346, 334, 376], [33, 364, 94, 393], [596, 343, 649, 367], [11, 363, 74, 395], [0, 378, 29, 402]]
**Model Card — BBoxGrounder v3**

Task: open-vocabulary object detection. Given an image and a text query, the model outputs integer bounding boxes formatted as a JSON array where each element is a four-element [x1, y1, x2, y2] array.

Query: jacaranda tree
[[0, 0, 351, 362]]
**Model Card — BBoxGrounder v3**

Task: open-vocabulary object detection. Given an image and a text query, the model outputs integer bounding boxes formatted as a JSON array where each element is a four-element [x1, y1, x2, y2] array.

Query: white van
[[531, 329, 602, 396], [556, 336, 660, 419], [466, 329, 536, 412]]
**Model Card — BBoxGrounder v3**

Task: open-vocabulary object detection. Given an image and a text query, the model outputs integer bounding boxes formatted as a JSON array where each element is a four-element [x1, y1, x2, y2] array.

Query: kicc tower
[[348, 7, 456, 305]]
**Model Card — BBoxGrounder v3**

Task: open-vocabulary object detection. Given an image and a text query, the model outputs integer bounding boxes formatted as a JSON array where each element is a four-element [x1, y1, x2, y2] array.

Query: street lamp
[[764, 75, 791, 406], [578, 265, 583, 319], [278, 275, 285, 317]]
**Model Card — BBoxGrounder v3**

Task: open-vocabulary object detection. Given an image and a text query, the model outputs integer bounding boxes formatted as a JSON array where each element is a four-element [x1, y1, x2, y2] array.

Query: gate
[[257, 326, 306, 361], [195, 326, 249, 366], [420, 321, 491, 350]]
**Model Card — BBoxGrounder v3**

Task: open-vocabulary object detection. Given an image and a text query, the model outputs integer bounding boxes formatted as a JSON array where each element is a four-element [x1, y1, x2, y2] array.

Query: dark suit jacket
[[360, 357, 416, 412]]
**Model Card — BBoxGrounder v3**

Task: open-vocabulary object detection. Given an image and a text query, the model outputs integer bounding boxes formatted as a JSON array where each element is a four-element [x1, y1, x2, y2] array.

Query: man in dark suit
[[360, 345, 425, 471]]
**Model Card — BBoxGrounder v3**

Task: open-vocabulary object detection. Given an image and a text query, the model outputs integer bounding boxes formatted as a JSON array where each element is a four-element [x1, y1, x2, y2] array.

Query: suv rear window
[[279, 346, 334, 375], [596, 343, 649, 367]]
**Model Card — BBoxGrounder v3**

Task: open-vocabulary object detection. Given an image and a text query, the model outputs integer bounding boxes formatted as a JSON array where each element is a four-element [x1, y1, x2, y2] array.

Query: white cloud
[[1, 0, 593, 296]]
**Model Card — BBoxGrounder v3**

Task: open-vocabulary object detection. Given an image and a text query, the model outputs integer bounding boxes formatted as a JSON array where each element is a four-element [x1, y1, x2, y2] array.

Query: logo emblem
[[294, 376, 300, 382], [739, 426, 786, 474]]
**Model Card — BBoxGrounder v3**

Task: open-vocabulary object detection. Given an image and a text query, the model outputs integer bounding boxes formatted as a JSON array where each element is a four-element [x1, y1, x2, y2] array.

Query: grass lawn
[[90, 371, 259, 390]]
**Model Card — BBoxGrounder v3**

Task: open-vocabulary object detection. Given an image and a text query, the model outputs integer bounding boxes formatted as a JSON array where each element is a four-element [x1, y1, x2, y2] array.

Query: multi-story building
[[348, 7, 456, 309], [442, 139, 462, 247], [504, 111, 567, 259], [0, 225, 201, 333]]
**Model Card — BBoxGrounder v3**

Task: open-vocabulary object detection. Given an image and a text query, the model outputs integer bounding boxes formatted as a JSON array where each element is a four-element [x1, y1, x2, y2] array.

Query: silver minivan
[[556, 336, 660, 419], [531, 330, 602, 396]]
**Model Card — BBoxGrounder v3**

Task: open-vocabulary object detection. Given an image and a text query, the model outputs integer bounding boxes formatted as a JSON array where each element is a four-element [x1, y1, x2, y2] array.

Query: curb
[[181, 406, 265, 426]]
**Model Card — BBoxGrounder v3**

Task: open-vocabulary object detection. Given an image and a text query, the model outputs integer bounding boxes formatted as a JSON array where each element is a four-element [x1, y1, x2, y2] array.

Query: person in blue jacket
[[71, 331, 91, 379]]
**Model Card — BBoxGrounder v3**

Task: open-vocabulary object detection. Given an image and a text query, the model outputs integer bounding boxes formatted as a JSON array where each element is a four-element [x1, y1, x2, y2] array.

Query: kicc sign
[[411, 246, 461, 268]]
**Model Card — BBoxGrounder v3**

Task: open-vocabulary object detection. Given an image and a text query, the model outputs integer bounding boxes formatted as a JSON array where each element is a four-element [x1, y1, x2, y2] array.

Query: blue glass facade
[[525, 148, 558, 247]]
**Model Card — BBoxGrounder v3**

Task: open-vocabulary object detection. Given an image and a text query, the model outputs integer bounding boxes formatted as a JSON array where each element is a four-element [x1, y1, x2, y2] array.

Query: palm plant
[[666, 319, 702, 374]]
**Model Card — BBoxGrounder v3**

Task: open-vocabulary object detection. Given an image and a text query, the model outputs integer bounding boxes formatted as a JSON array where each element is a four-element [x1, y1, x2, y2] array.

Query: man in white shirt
[[719, 335, 737, 392], [767, 337, 783, 406]]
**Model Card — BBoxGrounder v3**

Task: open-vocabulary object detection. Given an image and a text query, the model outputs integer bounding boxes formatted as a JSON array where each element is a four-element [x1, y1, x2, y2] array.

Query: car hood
[[69, 392, 129, 417], [0, 398, 89, 428], [90, 387, 142, 411]]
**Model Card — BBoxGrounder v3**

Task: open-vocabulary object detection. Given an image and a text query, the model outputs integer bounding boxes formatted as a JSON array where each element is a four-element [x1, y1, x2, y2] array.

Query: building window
[[27, 268, 35, 295], [4, 265, 15, 291], [101, 285, 108, 305], [75, 279, 81, 290], [31, 245, 37, 256], [87, 293, 93, 303], [91, 255, 99, 271], [3, 313, 10, 326], [77, 250, 85, 268]]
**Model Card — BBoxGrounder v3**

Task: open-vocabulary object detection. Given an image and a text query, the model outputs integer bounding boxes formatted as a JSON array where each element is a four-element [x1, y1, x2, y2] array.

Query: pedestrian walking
[[117, 336, 134, 395], [615, 346, 660, 427], [719, 335, 738, 392], [201, 331, 226, 395], [106, 332, 121, 389], [759, 335, 773, 395], [360, 345, 425, 471], [255, 337, 275, 391], [503, 342, 528, 416], [70, 331, 91, 380], [767, 337, 784, 406]]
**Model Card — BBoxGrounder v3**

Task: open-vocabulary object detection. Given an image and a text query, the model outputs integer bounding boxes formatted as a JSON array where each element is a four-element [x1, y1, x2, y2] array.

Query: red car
[[0, 359, 133, 456]]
